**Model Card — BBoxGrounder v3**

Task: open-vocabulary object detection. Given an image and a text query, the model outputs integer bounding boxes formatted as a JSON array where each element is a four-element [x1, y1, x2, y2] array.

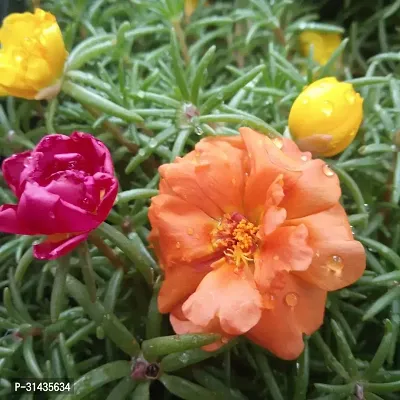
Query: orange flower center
[[211, 212, 259, 268]]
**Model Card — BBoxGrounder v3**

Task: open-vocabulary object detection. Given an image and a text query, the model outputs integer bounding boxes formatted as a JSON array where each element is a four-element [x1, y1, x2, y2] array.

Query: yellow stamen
[[210, 213, 259, 268]]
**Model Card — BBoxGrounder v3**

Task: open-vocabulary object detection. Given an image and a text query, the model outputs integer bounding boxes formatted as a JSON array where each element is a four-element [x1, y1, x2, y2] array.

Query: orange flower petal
[[182, 263, 262, 335], [193, 139, 247, 214], [147, 227, 166, 269], [240, 128, 302, 223], [294, 240, 366, 291], [246, 273, 326, 360], [284, 204, 366, 291], [170, 305, 231, 351], [281, 138, 312, 162], [158, 265, 210, 313], [280, 159, 341, 219], [159, 159, 223, 219], [148, 194, 216, 268], [254, 225, 313, 293], [200, 135, 246, 151], [259, 175, 286, 236], [285, 204, 353, 242]]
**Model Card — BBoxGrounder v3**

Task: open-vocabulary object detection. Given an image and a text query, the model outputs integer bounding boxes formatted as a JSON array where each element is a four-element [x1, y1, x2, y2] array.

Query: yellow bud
[[299, 31, 342, 66], [288, 77, 364, 157], [185, 0, 199, 18], [0, 8, 68, 100]]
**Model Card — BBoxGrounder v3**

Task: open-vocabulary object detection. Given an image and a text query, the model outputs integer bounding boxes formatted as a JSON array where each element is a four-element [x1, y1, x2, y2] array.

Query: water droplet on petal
[[273, 255, 279, 261], [321, 100, 334, 117], [300, 155, 309, 161], [285, 292, 298, 308], [323, 164, 335, 177], [176, 242, 181, 249], [68, 161, 77, 169], [326, 255, 344, 276], [271, 137, 283, 149], [23, 156, 33, 167], [345, 90, 356, 105], [49, 212, 55, 219], [263, 294, 275, 309], [221, 337, 229, 344], [187, 228, 194, 236], [315, 251, 320, 258]]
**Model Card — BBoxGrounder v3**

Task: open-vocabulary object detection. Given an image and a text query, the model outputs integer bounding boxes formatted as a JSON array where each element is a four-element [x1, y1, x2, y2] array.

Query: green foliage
[[1, 0, 400, 399]]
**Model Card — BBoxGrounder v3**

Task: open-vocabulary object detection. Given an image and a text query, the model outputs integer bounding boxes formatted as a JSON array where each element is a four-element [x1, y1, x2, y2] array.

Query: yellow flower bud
[[185, 0, 199, 18], [0, 8, 68, 100], [288, 77, 364, 157], [299, 31, 342, 66], [184, 0, 209, 19]]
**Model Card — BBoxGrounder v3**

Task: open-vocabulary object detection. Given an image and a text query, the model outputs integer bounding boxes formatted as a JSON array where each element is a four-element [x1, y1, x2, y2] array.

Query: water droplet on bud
[[321, 100, 334, 117], [301, 96, 309, 105], [345, 90, 356, 104], [187, 228, 194, 236], [176, 242, 181, 249]]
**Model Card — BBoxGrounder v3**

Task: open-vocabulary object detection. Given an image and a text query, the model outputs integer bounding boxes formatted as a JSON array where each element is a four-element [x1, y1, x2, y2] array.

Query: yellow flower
[[299, 31, 342, 66], [288, 77, 363, 157], [184, 0, 209, 19], [0, 8, 68, 100], [185, 0, 199, 18]]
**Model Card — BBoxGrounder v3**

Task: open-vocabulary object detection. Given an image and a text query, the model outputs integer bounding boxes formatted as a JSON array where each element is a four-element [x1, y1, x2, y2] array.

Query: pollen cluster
[[211, 212, 259, 267]]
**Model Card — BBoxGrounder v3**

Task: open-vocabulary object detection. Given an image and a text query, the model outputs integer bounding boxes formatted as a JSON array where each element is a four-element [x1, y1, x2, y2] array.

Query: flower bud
[[288, 77, 364, 157], [0, 8, 68, 99], [299, 31, 342, 66]]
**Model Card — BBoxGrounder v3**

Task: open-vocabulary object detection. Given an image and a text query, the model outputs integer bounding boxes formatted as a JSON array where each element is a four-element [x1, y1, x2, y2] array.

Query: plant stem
[[88, 231, 125, 270], [172, 19, 190, 65]]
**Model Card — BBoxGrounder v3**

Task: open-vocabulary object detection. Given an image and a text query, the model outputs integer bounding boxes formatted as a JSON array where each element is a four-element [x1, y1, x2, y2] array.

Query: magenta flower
[[0, 132, 118, 260]]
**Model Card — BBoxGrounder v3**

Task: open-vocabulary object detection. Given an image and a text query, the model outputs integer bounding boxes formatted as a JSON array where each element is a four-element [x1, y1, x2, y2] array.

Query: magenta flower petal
[[17, 182, 100, 234], [0, 204, 34, 234], [44, 170, 89, 208], [2, 151, 32, 195], [70, 132, 115, 175], [93, 173, 119, 219], [33, 233, 89, 260], [0, 131, 118, 260]]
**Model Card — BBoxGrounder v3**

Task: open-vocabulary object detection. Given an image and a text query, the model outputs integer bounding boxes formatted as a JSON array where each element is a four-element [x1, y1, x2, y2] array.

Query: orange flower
[[148, 128, 366, 360]]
